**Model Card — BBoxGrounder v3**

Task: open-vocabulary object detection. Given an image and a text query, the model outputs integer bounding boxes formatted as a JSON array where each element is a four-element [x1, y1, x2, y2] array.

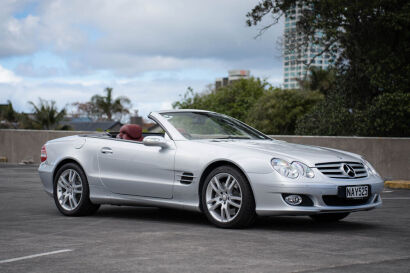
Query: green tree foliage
[[297, 67, 336, 96], [2, 100, 18, 122], [296, 92, 410, 137], [173, 78, 324, 134], [295, 92, 356, 136], [247, 0, 410, 102], [0, 100, 19, 129], [247, 0, 410, 136], [28, 99, 66, 130], [356, 93, 410, 137], [72, 101, 100, 120], [18, 113, 38, 129], [173, 78, 268, 122], [90, 87, 131, 120], [247, 89, 323, 134], [74, 87, 132, 121], [172, 87, 204, 110]]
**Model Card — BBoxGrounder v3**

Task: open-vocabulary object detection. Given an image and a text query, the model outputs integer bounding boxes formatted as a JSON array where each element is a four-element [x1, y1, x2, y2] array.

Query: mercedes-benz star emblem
[[342, 164, 356, 177]]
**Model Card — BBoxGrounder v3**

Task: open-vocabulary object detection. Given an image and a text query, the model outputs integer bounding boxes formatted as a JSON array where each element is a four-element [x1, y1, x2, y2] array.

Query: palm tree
[[309, 66, 336, 95], [297, 67, 336, 95], [29, 99, 66, 130], [0, 100, 19, 128], [3, 100, 18, 122], [90, 87, 131, 120]]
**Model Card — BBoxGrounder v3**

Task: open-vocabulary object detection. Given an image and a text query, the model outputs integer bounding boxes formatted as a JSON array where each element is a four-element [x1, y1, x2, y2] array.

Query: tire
[[310, 212, 350, 222], [201, 166, 256, 228], [53, 162, 100, 216]]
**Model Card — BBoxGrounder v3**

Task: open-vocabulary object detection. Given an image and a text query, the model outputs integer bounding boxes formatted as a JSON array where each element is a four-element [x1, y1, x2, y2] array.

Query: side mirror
[[143, 136, 169, 148]]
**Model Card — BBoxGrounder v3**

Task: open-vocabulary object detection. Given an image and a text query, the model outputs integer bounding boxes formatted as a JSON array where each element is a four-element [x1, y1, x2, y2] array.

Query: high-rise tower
[[283, 2, 333, 89]]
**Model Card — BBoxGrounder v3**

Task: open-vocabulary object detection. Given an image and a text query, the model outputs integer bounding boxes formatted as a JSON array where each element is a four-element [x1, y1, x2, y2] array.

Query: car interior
[[103, 124, 166, 142], [116, 124, 144, 141], [82, 123, 186, 142]]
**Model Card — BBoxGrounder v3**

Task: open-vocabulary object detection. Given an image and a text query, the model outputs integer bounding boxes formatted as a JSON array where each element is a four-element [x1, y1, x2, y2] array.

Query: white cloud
[[0, 0, 283, 75], [0, 0, 285, 117], [0, 64, 21, 83]]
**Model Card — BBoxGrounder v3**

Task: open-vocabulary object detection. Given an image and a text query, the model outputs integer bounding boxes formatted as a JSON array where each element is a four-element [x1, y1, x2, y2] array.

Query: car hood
[[201, 139, 362, 167]]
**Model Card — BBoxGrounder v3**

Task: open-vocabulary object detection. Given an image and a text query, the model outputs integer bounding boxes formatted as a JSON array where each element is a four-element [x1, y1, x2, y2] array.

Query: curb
[[0, 163, 38, 168], [385, 180, 410, 189]]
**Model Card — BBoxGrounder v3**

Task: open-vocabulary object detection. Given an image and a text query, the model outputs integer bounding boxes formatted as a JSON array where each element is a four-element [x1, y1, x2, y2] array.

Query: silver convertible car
[[38, 110, 384, 228]]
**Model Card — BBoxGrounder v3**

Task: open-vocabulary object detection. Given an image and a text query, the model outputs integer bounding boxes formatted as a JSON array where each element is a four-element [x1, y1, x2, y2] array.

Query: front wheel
[[310, 212, 350, 222], [53, 163, 100, 216], [201, 166, 255, 228]]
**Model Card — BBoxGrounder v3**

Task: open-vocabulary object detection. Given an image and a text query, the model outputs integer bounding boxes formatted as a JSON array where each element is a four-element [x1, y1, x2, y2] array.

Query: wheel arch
[[198, 160, 256, 212], [52, 157, 86, 185]]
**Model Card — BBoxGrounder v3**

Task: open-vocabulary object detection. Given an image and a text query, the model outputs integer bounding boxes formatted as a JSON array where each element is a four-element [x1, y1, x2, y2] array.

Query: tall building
[[283, 2, 333, 89], [215, 70, 250, 89]]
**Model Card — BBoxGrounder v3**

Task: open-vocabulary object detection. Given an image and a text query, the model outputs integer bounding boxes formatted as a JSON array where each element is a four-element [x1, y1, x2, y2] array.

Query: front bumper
[[248, 172, 384, 216]]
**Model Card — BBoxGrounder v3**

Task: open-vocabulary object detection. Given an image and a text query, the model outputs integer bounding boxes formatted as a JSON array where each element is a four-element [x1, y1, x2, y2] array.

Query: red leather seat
[[117, 124, 143, 141]]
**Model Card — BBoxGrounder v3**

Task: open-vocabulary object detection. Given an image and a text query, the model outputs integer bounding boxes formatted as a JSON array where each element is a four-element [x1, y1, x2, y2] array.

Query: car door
[[96, 138, 175, 199]]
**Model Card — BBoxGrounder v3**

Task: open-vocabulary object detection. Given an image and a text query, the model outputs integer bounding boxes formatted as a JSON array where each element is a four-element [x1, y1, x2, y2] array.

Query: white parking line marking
[[382, 190, 393, 193], [0, 249, 73, 264], [382, 197, 410, 200]]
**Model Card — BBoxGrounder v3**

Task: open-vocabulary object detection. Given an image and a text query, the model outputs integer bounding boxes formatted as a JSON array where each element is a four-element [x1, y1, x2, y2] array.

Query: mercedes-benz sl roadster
[[38, 110, 384, 228]]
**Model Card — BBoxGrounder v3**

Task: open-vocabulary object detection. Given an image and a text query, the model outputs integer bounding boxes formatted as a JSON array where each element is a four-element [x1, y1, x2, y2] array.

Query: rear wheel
[[53, 163, 100, 216], [201, 166, 255, 228], [310, 212, 350, 222]]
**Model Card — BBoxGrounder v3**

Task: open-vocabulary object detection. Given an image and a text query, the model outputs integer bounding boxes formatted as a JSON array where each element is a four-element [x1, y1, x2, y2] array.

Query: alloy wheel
[[56, 169, 83, 211], [205, 173, 242, 223]]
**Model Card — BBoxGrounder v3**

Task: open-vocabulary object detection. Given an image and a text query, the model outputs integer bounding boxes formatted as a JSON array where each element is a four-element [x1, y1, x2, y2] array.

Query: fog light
[[284, 194, 303, 206]]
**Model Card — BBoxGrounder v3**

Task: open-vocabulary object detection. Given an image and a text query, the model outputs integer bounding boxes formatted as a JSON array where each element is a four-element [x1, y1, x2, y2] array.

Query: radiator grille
[[315, 162, 367, 179]]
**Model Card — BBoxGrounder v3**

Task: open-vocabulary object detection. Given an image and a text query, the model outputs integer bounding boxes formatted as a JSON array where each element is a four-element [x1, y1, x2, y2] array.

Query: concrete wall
[[0, 129, 409, 179], [0, 129, 88, 164]]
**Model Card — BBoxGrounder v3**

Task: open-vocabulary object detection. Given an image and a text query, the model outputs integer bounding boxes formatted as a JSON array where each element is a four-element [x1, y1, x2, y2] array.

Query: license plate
[[346, 185, 369, 199]]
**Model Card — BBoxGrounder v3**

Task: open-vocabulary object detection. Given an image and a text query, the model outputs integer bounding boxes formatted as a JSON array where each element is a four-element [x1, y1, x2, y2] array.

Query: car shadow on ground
[[253, 215, 378, 232], [92, 205, 378, 232], [94, 205, 210, 226]]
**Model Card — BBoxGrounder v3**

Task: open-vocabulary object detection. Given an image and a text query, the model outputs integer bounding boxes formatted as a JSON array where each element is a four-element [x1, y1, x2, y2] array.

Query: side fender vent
[[178, 172, 195, 184]]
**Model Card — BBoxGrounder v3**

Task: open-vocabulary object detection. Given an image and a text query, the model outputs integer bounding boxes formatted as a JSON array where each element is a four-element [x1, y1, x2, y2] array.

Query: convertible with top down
[[38, 110, 384, 228]]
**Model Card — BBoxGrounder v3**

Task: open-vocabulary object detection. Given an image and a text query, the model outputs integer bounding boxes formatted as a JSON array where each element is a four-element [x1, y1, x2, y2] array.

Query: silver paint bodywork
[[38, 110, 384, 216]]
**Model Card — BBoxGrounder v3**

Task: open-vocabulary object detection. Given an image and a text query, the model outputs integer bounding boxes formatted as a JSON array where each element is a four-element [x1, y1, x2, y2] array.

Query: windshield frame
[[156, 111, 271, 141]]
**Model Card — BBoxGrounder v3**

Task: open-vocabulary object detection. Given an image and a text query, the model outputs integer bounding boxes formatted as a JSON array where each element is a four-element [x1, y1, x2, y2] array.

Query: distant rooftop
[[215, 70, 250, 89], [61, 120, 122, 131], [70, 117, 93, 123]]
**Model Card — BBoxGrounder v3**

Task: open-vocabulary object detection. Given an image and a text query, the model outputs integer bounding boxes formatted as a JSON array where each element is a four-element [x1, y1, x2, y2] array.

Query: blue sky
[[0, 0, 283, 118]]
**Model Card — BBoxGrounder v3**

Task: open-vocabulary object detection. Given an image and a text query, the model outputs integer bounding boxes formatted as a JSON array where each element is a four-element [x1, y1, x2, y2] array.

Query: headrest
[[118, 124, 142, 141]]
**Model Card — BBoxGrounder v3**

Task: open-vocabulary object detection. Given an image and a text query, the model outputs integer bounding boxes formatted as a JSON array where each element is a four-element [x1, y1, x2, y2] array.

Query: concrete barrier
[[0, 130, 409, 180], [0, 129, 88, 165]]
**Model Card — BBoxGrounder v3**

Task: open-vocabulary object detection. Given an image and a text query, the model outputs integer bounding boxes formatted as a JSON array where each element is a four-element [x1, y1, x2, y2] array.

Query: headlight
[[271, 158, 299, 179], [362, 159, 380, 177], [271, 159, 315, 179], [291, 161, 315, 178]]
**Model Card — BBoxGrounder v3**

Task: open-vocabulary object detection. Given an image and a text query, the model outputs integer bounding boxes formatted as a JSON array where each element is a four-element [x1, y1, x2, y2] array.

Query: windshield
[[160, 112, 270, 140]]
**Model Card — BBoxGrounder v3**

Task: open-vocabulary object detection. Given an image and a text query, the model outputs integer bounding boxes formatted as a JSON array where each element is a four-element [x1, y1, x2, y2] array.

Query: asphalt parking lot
[[0, 166, 409, 273]]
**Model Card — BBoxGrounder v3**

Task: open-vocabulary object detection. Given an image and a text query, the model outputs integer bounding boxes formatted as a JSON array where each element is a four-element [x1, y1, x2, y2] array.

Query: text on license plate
[[346, 186, 369, 198]]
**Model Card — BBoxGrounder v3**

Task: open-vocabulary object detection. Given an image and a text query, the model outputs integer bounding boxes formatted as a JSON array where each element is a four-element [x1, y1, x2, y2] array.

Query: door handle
[[101, 147, 113, 154]]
